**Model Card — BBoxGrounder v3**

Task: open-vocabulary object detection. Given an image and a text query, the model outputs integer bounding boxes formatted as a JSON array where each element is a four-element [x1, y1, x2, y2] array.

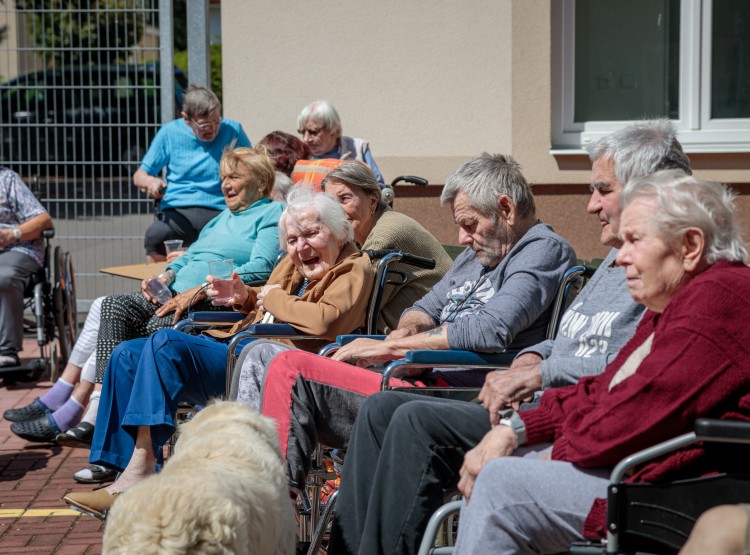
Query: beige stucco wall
[[222, 0, 750, 260], [221, 0, 513, 183]]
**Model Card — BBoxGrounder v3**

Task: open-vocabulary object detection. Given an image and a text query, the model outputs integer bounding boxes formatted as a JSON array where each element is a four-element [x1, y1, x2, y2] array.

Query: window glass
[[573, 0, 680, 122], [711, 0, 750, 119]]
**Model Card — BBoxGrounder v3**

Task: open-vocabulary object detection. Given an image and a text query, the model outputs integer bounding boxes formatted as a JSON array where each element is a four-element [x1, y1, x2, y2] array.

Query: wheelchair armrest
[[243, 323, 300, 336], [174, 311, 244, 332], [42, 228, 55, 239], [183, 311, 244, 324], [335, 334, 387, 345], [610, 419, 750, 485], [695, 418, 750, 443], [382, 350, 519, 389], [404, 350, 517, 366]]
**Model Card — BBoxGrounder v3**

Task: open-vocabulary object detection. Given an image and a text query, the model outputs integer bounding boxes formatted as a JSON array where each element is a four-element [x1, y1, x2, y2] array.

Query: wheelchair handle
[[364, 248, 436, 270], [389, 175, 429, 188]]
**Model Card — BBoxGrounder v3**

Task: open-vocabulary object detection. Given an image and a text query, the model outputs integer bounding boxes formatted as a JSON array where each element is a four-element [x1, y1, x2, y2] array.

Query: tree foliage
[[173, 43, 223, 102], [15, 0, 144, 65]]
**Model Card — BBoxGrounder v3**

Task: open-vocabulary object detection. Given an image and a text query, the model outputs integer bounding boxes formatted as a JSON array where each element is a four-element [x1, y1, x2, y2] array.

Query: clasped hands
[[459, 352, 545, 499]]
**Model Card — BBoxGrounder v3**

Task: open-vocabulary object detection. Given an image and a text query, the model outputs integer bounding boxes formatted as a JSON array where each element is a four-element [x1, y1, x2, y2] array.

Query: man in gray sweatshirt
[[327, 120, 693, 555], [257, 152, 576, 496]]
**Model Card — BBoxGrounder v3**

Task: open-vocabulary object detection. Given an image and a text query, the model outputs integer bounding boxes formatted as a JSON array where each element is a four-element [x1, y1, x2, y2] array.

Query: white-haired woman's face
[[284, 209, 343, 281], [299, 117, 339, 157], [615, 198, 692, 313]]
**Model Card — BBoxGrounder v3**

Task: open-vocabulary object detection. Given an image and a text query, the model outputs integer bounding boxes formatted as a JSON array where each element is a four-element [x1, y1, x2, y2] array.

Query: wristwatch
[[499, 412, 527, 446], [12, 228, 22, 241]]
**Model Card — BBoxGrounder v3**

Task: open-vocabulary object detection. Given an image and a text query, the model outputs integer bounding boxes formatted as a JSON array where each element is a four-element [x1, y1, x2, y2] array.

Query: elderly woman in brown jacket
[[63, 187, 374, 519]]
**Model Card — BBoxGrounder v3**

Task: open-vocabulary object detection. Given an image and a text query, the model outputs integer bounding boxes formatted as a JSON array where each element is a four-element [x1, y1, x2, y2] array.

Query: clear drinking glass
[[208, 259, 235, 303], [164, 239, 184, 255], [145, 275, 172, 304]]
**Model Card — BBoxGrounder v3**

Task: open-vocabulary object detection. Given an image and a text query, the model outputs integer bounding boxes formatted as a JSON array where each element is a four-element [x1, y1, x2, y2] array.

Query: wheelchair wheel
[[49, 342, 59, 383], [52, 246, 78, 366]]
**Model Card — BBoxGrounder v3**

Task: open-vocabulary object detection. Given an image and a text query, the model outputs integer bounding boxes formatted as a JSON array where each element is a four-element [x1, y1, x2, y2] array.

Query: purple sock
[[38, 378, 74, 411], [51, 398, 84, 431]]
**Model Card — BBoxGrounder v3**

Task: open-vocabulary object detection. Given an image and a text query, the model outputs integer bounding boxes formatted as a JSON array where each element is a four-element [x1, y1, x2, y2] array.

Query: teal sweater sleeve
[[167, 198, 283, 292]]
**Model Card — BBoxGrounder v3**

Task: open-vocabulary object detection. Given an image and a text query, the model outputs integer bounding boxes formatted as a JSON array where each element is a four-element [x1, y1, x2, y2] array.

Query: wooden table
[[99, 261, 167, 281]]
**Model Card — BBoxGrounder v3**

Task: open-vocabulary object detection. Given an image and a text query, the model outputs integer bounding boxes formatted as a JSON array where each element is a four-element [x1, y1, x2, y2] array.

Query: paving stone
[[0, 348, 103, 553]]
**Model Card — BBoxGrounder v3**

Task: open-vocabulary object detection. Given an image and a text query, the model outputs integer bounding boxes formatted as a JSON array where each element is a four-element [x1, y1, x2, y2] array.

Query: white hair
[[586, 119, 692, 185], [297, 100, 342, 135], [622, 169, 748, 264], [278, 186, 354, 246], [440, 153, 535, 218]]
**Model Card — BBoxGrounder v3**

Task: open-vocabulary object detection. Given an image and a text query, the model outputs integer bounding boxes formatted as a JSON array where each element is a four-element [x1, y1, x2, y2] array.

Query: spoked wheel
[[52, 246, 78, 367]]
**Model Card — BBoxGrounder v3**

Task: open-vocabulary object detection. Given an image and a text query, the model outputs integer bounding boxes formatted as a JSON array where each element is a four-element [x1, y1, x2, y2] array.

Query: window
[[552, 0, 750, 152]]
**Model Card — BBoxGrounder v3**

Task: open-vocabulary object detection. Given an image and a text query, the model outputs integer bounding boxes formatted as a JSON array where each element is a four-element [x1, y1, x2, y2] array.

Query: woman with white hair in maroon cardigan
[[449, 169, 750, 554]]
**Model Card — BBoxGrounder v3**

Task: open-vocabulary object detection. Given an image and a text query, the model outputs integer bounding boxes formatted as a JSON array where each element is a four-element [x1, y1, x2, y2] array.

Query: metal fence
[[0, 0, 176, 309]]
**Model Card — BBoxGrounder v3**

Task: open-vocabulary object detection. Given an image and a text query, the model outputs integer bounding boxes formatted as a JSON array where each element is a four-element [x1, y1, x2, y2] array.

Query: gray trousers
[[229, 339, 295, 408], [0, 251, 39, 355], [453, 455, 610, 554]]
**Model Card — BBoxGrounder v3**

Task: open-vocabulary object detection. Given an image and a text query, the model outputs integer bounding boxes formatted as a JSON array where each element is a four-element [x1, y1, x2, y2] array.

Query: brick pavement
[[0, 340, 105, 555]]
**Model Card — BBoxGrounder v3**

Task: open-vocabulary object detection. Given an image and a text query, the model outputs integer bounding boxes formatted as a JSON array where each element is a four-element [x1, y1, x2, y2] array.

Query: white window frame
[[552, 0, 750, 153]]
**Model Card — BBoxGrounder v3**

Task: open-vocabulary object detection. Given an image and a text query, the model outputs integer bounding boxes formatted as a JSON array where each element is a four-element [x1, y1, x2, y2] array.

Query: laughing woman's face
[[284, 210, 343, 281], [221, 169, 262, 212]]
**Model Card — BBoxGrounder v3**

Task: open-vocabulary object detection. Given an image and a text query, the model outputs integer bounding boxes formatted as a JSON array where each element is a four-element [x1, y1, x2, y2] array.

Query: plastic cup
[[164, 239, 184, 255], [208, 259, 235, 303], [145, 276, 172, 304]]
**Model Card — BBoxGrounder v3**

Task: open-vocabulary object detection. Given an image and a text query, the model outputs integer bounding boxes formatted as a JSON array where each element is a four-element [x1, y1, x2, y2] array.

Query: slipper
[[56, 422, 94, 449], [63, 489, 120, 520], [74, 464, 118, 484], [3, 398, 51, 422], [10, 414, 61, 443]]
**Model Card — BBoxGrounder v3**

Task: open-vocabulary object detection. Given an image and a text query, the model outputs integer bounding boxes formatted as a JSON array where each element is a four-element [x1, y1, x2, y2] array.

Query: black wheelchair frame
[[1, 228, 78, 383]]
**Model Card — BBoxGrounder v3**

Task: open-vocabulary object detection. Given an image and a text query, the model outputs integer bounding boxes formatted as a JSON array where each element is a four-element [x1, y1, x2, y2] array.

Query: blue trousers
[[89, 329, 228, 471]]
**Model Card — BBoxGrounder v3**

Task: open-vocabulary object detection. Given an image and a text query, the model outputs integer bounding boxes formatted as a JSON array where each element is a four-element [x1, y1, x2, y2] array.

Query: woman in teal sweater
[[7, 148, 282, 449], [95, 147, 283, 378]]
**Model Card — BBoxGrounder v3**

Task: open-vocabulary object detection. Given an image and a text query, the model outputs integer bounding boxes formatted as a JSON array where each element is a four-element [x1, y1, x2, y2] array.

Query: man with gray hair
[[326, 120, 692, 555], [258, 152, 576, 499], [478, 118, 692, 415], [134, 86, 251, 261]]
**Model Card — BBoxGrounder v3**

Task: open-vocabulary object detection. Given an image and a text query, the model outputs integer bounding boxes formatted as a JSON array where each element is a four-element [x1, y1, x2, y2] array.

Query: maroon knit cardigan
[[519, 260, 750, 538]]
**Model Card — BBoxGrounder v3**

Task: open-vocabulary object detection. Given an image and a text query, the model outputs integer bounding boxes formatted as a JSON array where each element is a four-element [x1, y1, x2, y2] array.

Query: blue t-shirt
[[166, 197, 283, 293], [140, 118, 251, 211]]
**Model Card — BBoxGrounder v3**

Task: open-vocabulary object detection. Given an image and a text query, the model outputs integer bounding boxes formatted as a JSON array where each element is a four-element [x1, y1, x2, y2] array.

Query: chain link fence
[[0, 0, 179, 309]]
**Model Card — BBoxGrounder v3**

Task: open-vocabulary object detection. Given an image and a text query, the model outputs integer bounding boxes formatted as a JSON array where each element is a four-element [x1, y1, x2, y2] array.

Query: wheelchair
[[0, 227, 78, 384], [418, 419, 750, 555], [305, 263, 598, 554], [173, 248, 438, 551]]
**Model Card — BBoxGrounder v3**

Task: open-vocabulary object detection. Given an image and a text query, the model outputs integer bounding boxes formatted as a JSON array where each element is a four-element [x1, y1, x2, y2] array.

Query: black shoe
[[10, 414, 61, 443], [3, 398, 51, 422], [56, 422, 94, 449], [73, 464, 118, 484], [0, 353, 20, 368]]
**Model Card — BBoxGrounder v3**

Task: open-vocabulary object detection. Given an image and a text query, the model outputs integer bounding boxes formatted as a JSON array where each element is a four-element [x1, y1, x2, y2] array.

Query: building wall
[[222, 0, 750, 261], [221, 0, 513, 181]]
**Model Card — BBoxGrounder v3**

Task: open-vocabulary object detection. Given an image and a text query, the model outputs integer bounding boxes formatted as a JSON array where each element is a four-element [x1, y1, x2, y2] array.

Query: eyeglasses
[[189, 116, 222, 131], [298, 127, 324, 138]]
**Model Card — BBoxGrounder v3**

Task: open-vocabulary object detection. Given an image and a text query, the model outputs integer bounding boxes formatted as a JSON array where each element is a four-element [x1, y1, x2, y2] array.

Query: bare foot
[[104, 426, 157, 494]]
